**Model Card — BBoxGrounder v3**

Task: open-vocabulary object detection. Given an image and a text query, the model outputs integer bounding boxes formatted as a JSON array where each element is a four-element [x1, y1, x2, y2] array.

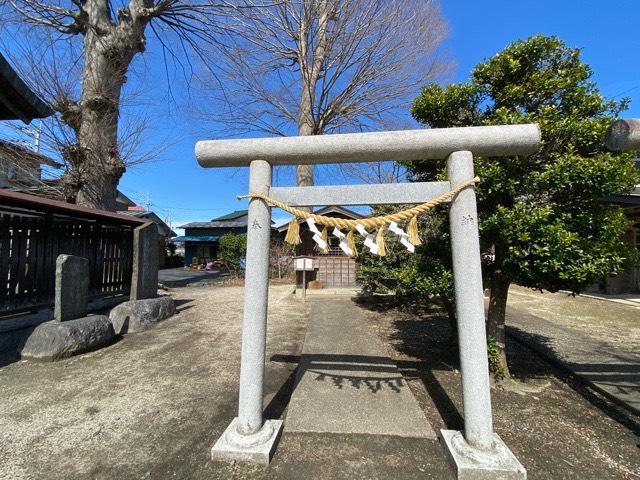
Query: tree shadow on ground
[[507, 325, 640, 437], [354, 295, 640, 437], [353, 296, 465, 430]]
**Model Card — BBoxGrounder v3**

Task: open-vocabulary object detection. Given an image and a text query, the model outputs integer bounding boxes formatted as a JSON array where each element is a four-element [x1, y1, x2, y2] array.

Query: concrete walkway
[[158, 267, 228, 287], [577, 291, 640, 308], [285, 297, 435, 438], [505, 286, 640, 415]]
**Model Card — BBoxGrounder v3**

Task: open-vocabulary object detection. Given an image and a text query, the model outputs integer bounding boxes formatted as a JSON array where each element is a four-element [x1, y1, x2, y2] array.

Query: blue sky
[[4, 1, 640, 234], [125, 0, 640, 234]]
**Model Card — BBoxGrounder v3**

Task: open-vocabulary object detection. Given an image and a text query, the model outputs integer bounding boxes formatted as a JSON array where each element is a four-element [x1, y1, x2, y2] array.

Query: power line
[[611, 83, 640, 99], [119, 187, 239, 212], [152, 203, 243, 212]]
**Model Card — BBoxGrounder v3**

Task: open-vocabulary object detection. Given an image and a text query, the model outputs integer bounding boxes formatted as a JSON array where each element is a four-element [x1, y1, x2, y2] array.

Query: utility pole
[[33, 120, 41, 153], [145, 193, 152, 212]]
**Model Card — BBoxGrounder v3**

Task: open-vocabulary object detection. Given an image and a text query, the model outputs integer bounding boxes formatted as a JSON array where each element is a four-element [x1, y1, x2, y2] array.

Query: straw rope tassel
[[407, 216, 421, 246], [375, 225, 386, 257], [320, 226, 329, 254], [346, 229, 357, 257], [284, 218, 301, 245]]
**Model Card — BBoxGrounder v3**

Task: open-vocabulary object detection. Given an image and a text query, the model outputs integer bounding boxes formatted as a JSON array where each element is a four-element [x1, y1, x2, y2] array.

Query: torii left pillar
[[211, 159, 283, 464]]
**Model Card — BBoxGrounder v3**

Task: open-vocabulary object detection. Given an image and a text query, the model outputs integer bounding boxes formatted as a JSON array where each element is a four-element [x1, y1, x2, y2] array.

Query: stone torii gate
[[195, 124, 540, 479]]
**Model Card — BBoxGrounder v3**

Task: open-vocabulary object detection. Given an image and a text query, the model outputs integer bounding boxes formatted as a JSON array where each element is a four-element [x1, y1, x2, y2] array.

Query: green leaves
[[410, 83, 481, 128], [407, 34, 638, 295], [482, 202, 633, 292], [218, 233, 247, 273]]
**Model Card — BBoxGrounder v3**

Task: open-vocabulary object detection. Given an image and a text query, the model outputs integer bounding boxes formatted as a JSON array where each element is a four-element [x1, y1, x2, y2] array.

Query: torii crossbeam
[[195, 124, 540, 479]]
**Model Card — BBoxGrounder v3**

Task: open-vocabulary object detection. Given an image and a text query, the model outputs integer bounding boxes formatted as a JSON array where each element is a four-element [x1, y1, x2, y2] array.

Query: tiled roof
[[171, 235, 220, 242], [179, 220, 247, 229], [0, 53, 52, 122], [212, 210, 248, 221]]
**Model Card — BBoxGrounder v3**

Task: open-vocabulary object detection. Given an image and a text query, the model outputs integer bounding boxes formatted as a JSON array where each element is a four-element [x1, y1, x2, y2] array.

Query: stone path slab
[[285, 298, 435, 438]]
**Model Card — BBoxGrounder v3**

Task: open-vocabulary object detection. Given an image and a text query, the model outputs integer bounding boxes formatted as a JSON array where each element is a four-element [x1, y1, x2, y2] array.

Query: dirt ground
[[0, 285, 309, 480], [507, 285, 640, 344], [504, 285, 640, 415], [357, 296, 640, 480], [1, 285, 639, 479]]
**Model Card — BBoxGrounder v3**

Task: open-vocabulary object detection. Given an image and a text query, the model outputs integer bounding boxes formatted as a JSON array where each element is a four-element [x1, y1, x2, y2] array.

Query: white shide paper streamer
[[355, 224, 379, 255], [388, 221, 415, 253], [332, 228, 353, 256], [306, 218, 328, 251]]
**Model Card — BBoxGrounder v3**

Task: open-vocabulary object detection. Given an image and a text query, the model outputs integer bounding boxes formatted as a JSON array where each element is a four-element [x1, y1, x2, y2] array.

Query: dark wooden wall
[[0, 209, 134, 318], [293, 213, 359, 288]]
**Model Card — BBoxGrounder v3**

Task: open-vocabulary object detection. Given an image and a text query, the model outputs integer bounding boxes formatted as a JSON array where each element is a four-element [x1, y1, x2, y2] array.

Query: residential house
[[601, 160, 640, 293], [118, 205, 176, 267], [1, 51, 57, 191], [276, 206, 363, 288], [175, 210, 249, 266], [0, 140, 62, 190]]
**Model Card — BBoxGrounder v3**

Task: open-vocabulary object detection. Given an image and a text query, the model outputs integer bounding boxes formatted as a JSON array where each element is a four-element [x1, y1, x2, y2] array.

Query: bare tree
[[269, 236, 293, 279], [202, 0, 449, 188], [1, 0, 230, 210], [338, 161, 406, 185]]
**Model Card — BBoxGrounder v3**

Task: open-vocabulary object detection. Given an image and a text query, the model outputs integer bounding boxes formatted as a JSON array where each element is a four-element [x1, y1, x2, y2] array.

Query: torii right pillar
[[441, 150, 527, 479]]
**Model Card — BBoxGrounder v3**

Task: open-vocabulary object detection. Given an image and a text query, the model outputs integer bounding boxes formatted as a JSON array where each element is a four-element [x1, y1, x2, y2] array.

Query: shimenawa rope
[[237, 176, 480, 256]]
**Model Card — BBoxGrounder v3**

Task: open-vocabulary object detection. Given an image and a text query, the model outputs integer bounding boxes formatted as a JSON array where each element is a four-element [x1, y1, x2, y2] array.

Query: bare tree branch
[[1, 0, 240, 209], [196, 0, 450, 189]]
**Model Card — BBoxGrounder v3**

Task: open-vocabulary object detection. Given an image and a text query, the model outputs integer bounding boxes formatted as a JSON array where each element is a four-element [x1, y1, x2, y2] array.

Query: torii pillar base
[[211, 418, 283, 465], [440, 430, 526, 480]]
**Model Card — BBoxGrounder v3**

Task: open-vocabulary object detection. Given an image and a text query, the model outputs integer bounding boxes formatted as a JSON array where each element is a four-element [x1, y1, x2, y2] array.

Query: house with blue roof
[[174, 210, 249, 266]]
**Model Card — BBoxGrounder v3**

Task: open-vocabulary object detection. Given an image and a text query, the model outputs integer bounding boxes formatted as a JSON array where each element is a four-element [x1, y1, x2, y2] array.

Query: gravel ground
[[0, 284, 308, 480], [357, 296, 640, 480], [507, 285, 640, 345], [505, 285, 640, 415], [2, 286, 639, 480]]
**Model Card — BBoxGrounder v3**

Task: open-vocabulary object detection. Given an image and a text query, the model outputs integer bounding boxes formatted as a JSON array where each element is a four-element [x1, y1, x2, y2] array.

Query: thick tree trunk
[[62, 0, 147, 211], [486, 250, 511, 377], [295, 0, 332, 190], [441, 296, 458, 342], [296, 122, 314, 188]]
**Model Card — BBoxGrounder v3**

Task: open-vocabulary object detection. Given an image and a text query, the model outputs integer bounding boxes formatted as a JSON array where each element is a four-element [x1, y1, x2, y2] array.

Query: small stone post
[[54, 254, 89, 321], [211, 159, 283, 464], [131, 222, 159, 301], [441, 151, 526, 478]]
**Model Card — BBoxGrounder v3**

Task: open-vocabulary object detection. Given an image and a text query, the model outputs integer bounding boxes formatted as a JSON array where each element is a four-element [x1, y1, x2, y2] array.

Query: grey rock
[[55, 254, 89, 321], [20, 315, 116, 362], [109, 296, 175, 335]]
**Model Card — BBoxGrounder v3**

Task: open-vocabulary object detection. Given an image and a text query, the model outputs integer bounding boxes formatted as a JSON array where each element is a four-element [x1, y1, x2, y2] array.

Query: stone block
[[55, 255, 89, 321], [307, 280, 323, 289], [109, 296, 176, 335], [211, 418, 283, 465], [20, 315, 116, 362], [131, 222, 159, 301], [440, 430, 526, 480]]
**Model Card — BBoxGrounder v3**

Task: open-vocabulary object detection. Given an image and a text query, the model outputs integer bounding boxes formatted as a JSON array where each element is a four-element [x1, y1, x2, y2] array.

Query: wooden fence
[[0, 190, 145, 318]]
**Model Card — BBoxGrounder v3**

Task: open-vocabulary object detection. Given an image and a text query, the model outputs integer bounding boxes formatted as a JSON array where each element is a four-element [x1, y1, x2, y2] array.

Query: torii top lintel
[[195, 124, 540, 168]]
